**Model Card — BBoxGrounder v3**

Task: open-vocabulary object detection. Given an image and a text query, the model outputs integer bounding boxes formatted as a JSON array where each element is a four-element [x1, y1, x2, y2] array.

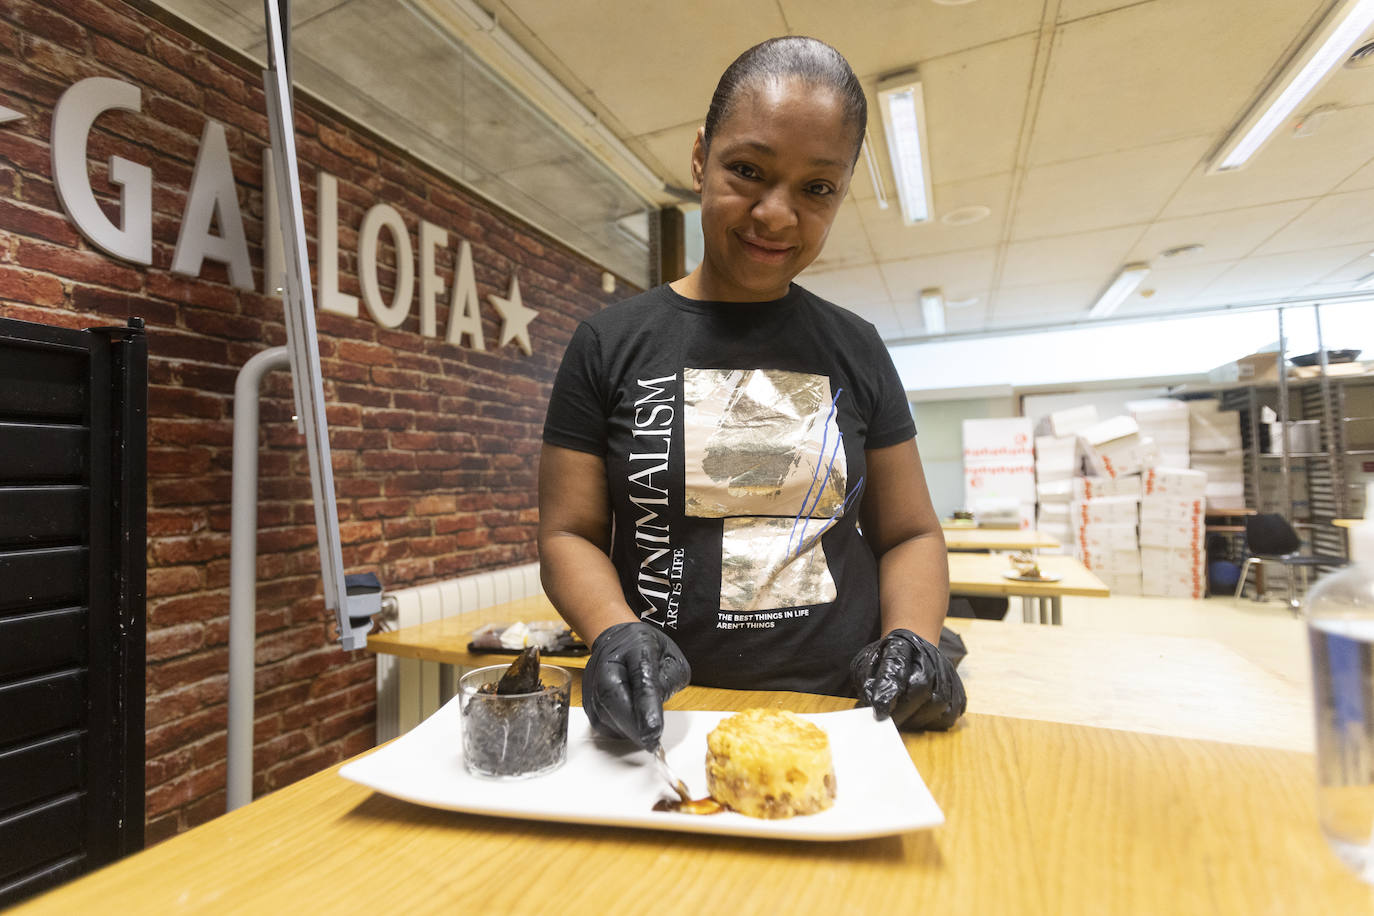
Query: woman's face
[[691, 78, 857, 302]]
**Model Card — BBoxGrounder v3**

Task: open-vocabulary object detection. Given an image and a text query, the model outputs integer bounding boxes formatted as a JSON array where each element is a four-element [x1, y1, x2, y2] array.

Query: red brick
[[147, 622, 205, 661], [150, 533, 229, 565], [0, 197, 82, 247], [146, 272, 241, 312], [91, 35, 201, 105], [0, 264, 65, 306], [49, 0, 149, 49], [336, 339, 394, 366], [143, 812, 181, 847], [15, 239, 143, 290], [150, 475, 231, 507], [149, 591, 225, 628], [144, 704, 226, 758], [146, 565, 203, 597], [182, 308, 262, 340], [148, 385, 226, 420]]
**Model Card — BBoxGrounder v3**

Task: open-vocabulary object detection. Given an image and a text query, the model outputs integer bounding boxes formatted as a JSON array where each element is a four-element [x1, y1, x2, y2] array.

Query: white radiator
[[375, 562, 543, 743]]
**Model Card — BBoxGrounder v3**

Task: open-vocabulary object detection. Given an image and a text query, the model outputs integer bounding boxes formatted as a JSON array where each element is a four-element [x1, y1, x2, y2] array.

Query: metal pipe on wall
[[227, 346, 290, 812]]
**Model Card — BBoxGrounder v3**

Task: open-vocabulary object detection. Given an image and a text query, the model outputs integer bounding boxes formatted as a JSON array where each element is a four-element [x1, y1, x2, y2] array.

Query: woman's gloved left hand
[[850, 628, 966, 731]]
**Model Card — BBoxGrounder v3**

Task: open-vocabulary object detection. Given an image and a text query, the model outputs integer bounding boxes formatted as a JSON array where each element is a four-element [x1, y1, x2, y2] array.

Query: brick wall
[[0, 0, 632, 842]]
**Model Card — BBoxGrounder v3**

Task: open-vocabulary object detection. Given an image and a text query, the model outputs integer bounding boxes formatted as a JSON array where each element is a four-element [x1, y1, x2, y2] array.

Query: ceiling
[[161, 0, 1374, 341]]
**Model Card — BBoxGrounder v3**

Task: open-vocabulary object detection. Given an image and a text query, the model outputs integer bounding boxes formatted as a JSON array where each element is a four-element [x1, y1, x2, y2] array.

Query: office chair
[[1233, 513, 1346, 610]]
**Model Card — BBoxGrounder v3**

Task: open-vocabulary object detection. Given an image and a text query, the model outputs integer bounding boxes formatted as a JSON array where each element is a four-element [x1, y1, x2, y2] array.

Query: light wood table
[[18, 685, 1370, 914], [942, 527, 1061, 551], [369, 601, 1309, 753], [947, 552, 1109, 625], [1334, 518, 1362, 529]]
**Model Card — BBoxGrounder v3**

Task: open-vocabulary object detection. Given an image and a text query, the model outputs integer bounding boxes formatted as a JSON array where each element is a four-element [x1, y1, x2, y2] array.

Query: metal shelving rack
[[1172, 305, 1371, 596]]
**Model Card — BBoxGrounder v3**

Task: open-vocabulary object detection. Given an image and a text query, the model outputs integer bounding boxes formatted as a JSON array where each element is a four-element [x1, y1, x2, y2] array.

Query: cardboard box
[[1076, 522, 1139, 554], [1207, 352, 1283, 385], [1073, 475, 1143, 501], [1104, 572, 1143, 596], [1072, 496, 1140, 526], [1141, 545, 1206, 573], [1142, 466, 1207, 500], [1139, 516, 1204, 549], [1048, 405, 1099, 438], [1036, 479, 1073, 502], [1078, 417, 1157, 478], [1138, 496, 1204, 523], [1080, 547, 1142, 574]]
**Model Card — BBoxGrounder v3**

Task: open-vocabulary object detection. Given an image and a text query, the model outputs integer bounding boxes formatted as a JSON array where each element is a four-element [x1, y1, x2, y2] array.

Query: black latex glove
[[850, 628, 966, 732], [582, 621, 691, 750]]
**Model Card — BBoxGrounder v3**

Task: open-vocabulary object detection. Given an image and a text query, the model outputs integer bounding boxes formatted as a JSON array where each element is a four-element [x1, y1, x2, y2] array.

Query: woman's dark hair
[[703, 36, 867, 166]]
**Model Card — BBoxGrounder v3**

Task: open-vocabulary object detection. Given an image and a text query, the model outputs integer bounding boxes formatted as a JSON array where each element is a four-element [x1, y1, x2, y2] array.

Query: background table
[[368, 603, 1308, 752], [18, 685, 1368, 914], [946, 553, 1109, 624], [941, 528, 1061, 551]]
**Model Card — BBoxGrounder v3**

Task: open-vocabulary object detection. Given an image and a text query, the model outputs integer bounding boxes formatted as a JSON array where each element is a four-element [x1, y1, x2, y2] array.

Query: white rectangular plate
[[339, 701, 944, 841]]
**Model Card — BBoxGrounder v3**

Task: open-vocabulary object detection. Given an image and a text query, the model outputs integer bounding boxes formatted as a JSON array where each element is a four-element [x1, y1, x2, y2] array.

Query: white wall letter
[[357, 203, 413, 329], [418, 220, 446, 338], [446, 239, 485, 350], [51, 77, 152, 264], [318, 171, 358, 317], [171, 120, 253, 289], [261, 147, 284, 297]]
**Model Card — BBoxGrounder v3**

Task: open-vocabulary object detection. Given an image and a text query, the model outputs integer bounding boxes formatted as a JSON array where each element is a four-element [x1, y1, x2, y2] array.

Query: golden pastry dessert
[[705, 708, 836, 819]]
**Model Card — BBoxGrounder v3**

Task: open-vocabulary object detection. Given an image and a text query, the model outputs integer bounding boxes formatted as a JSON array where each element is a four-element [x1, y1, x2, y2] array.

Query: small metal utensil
[[652, 744, 692, 804]]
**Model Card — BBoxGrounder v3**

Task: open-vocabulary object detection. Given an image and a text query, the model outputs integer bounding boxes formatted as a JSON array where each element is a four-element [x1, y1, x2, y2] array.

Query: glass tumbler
[[458, 664, 571, 778]]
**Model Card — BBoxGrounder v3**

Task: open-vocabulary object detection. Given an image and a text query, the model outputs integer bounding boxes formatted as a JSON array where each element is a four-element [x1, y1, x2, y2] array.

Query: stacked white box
[[963, 418, 1036, 530], [1187, 400, 1246, 510], [1138, 473, 1206, 597], [1048, 405, 1099, 438], [1034, 434, 1078, 552], [1078, 416, 1156, 479], [1128, 399, 1191, 469]]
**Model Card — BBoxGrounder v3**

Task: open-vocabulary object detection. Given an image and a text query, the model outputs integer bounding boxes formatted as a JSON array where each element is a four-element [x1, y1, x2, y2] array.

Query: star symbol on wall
[[487, 273, 538, 356], [0, 104, 24, 125]]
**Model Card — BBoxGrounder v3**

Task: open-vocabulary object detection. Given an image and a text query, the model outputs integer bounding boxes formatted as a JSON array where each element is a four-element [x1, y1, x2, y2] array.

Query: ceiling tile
[[498, 0, 786, 135], [808, 198, 876, 272], [1336, 153, 1374, 193], [1126, 199, 1316, 265], [796, 262, 890, 306], [856, 171, 1012, 261], [1160, 104, 1374, 218], [1202, 243, 1374, 298], [840, 300, 906, 339], [1011, 137, 1212, 239], [879, 248, 999, 307], [942, 294, 992, 334], [1113, 261, 1237, 315], [1057, 1, 1146, 21], [1028, 0, 1327, 165], [1000, 225, 1143, 288], [910, 34, 1038, 185], [780, 0, 1043, 77], [637, 122, 700, 194], [1306, 248, 1374, 289], [989, 278, 1103, 325], [1250, 188, 1374, 256]]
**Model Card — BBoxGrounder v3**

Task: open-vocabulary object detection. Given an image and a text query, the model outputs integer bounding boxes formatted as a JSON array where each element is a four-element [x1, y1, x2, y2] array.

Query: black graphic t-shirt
[[542, 283, 916, 696]]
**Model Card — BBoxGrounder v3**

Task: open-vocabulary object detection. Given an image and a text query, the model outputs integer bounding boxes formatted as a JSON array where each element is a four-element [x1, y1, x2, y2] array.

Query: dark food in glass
[[461, 650, 571, 778]]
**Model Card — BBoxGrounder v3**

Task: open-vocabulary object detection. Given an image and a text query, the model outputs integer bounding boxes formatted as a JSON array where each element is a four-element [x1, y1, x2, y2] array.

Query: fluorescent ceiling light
[[878, 73, 934, 224], [1089, 264, 1151, 318], [1209, 0, 1374, 173], [861, 136, 889, 210], [921, 288, 946, 334], [1355, 270, 1374, 290]]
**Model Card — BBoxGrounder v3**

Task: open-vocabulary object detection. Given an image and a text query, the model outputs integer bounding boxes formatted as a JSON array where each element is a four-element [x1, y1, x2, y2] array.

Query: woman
[[539, 36, 964, 750]]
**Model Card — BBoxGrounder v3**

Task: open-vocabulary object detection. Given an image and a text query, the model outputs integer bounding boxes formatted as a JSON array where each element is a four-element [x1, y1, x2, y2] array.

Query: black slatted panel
[[0, 317, 145, 906], [0, 670, 86, 747], [0, 794, 84, 882], [0, 487, 87, 546], [0, 547, 88, 614], [0, 608, 87, 678], [0, 731, 82, 813], [0, 423, 86, 480]]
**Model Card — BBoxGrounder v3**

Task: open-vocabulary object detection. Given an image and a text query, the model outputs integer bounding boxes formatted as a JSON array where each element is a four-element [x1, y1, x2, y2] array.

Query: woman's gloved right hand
[[581, 621, 691, 750]]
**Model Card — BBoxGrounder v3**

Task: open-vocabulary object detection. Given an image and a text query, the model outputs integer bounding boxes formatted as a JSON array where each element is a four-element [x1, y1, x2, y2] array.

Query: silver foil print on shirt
[[682, 368, 847, 520], [719, 517, 838, 612]]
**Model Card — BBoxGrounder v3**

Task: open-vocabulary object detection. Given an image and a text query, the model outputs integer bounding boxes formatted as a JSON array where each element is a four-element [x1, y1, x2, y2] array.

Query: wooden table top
[[368, 601, 1307, 752], [942, 527, 1061, 551], [1333, 518, 1362, 529], [19, 686, 1369, 914], [946, 552, 1110, 598]]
